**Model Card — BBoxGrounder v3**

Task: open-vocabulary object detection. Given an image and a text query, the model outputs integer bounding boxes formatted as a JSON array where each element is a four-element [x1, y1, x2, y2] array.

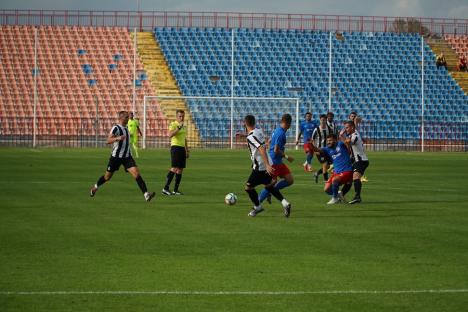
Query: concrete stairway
[[426, 38, 468, 95], [133, 32, 201, 145]]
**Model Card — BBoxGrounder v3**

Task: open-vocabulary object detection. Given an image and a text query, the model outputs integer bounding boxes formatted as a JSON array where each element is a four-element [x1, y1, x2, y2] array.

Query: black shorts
[[107, 156, 137, 172], [171, 146, 186, 168], [353, 160, 369, 175], [246, 170, 274, 188]]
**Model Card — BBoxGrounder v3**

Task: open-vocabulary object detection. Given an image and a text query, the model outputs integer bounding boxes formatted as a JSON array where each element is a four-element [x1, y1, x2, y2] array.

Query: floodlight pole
[[421, 36, 425, 153], [328, 31, 332, 112], [132, 27, 137, 114], [230, 28, 235, 149], [143, 96, 147, 149], [295, 98, 300, 150], [33, 27, 38, 148]]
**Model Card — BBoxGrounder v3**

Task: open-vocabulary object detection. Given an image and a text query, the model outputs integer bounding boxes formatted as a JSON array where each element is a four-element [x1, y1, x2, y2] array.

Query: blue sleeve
[[280, 133, 287, 148]]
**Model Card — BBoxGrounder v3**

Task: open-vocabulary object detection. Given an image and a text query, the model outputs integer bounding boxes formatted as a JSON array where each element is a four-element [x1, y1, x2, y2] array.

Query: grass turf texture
[[0, 148, 468, 311]]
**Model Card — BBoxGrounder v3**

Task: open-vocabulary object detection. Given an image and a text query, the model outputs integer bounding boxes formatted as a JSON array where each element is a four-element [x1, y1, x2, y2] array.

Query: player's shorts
[[171, 145, 186, 168], [246, 170, 274, 188], [107, 156, 137, 172], [303, 143, 312, 154], [326, 170, 353, 185], [353, 160, 369, 175], [271, 163, 291, 178]]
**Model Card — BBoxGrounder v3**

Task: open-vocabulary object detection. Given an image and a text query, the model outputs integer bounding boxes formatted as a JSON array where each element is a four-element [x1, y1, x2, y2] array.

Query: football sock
[[96, 175, 107, 188], [316, 168, 323, 176], [353, 179, 362, 197], [174, 174, 182, 192], [266, 185, 284, 201], [164, 171, 175, 190], [135, 175, 148, 194], [323, 172, 329, 181], [275, 179, 290, 190], [258, 188, 270, 203], [332, 182, 340, 198], [325, 187, 333, 195], [306, 154, 313, 165], [341, 183, 352, 196], [246, 189, 260, 206]]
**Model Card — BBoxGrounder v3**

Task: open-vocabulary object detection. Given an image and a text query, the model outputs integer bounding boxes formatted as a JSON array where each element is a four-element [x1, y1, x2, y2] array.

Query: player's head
[[244, 115, 256, 130], [281, 114, 292, 130], [304, 112, 312, 121], [344, 120, 355, 135], [118, 111, 129, 125], [319, 114, 327, 125], [348, 111, 357, 121], [327, 112, 334, 122], [129, 112, 135, 119], [176, 109, 185, 122], [326, 133, 338, 148]]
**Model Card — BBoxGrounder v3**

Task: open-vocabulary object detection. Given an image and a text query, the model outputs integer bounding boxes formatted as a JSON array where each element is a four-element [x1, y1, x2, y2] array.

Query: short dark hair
[[305, 112, 312, 117], [327, 133, 338, 140], [350, 111, 357, 116], [244, 115, 256, 127], [281, 113, 292, 125], [319, 114, 327, 119], [176, 109, 185, 114], [118, 111, 128, 118], [345, 120, 355, 127], [327, 112, 334, 117]]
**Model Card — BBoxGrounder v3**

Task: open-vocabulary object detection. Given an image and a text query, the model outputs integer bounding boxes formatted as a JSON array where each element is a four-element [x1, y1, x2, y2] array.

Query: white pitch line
[[1, 289, 468, 296]]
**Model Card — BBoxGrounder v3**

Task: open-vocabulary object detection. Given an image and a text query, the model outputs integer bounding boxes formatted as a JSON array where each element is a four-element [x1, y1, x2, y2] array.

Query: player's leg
[[131, 136, 140, 158], [173, 168, 184, 195], [126, 159, 155, 202], [245, 171, 264, 217], [303, 144, 313, 172], [350, 161, 369, 204], [90, 158, 118, 197], [163, 147, 178, 195], [265, 180, 291, 218], [172, 147, 186, 195]]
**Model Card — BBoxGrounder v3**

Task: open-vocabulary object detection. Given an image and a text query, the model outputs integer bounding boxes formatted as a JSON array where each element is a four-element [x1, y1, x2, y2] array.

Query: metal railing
[[1, 10, 468, 35]]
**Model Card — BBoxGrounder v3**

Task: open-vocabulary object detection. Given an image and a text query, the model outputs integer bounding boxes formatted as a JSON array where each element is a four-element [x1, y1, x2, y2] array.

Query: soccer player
[[343, 121, 369, 204], [89, 111, 155, 201], [309, 133, 353, 205], [259, 114, 294, 206], [127, 112, 142, 158], [244, 115, 291, 217], [163, 109, 189, 195], [311, 114, 331, 183], [295, 112, 316, 172], [326, 111, 339, 135]]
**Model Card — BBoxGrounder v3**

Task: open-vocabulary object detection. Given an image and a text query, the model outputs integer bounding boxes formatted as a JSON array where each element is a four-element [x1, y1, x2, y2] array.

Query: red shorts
[[303, 143, 312, 154], [271, 163, 291, 178], [326, 171, 353, 185]]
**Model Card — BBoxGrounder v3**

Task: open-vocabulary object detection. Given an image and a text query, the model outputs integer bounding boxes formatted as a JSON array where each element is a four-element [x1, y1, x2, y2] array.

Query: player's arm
[[258, 145, 275, 176], [137, 125, 143, 137], [107, 129, 125, 144], [169, 122, 183, 138], [185, 138, 190, 158], [295, 129, 302, 145]]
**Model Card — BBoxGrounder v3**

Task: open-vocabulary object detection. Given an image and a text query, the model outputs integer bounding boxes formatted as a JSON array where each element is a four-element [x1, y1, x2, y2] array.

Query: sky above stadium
[[1, 0, 467, 19]]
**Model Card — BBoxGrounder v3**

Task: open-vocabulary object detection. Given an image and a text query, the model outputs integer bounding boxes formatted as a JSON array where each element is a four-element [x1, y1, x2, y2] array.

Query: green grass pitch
[[1, 148, 468, 311]]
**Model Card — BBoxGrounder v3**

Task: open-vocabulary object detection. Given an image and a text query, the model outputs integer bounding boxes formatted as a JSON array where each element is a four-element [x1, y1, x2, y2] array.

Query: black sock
[[164, 171, 175, 190], [354, 179, 362, 197], [174, 174, 182, 192], [96, 175, 107, 187], [323, 172, 329, 181], [317, 168, 323, 175], [266, 185, 284, 201], [245, 189, 260, 206], [136, 175, 148, 194], [341, 183, 352, 196]]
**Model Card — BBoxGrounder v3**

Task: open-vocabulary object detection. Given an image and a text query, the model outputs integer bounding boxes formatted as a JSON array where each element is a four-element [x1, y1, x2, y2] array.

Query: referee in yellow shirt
[[162, 109, 190, 195]]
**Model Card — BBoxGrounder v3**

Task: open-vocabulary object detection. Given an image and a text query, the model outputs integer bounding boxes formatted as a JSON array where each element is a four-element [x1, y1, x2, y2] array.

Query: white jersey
[[246, 128, 267, 171], [349, 130, 368, 162], [110, 124, 131, 158]]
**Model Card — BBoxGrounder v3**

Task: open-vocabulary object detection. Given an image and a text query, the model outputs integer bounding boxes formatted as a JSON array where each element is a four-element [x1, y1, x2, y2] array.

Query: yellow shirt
[[169, 121, 186, 147], [127, 119, 139, 135]]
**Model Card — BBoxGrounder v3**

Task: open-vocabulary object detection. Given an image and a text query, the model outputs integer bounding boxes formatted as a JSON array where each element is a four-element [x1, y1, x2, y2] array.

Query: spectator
[[436, 53, 447, 69], [457, 55, 467, 72]]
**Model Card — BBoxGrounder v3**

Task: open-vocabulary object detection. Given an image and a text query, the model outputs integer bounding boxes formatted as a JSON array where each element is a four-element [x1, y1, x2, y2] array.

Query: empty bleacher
[[0, 25, 165, 140], [155, 27, 468, 142]]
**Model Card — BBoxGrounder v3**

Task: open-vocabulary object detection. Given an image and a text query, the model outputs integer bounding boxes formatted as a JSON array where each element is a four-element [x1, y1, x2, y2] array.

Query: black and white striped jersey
[[110, 124, 132, 158], [246, 128, 267, 171], [311, 126, 329, 148], [349, 130, 368, 162], [327, 120, 339, 136]]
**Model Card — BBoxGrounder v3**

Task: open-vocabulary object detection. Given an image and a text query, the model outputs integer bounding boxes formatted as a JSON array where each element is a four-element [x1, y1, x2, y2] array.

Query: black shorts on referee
[[107, 156, 137, 172], [171, 145, 186, 168], [353, 160, 369, 175], [246, 170, 274, 188]]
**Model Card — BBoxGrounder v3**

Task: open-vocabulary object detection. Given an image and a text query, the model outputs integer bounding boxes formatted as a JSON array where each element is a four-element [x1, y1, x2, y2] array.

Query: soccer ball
[[225, 193, 237, 205]]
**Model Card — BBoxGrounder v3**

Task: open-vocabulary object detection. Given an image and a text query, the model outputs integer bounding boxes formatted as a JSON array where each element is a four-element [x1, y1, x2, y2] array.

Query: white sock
[[144, 192, 149, 198], [254, 205, 262, 210], [94, 184, 98, 189], [281, 199, 289, 207]]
